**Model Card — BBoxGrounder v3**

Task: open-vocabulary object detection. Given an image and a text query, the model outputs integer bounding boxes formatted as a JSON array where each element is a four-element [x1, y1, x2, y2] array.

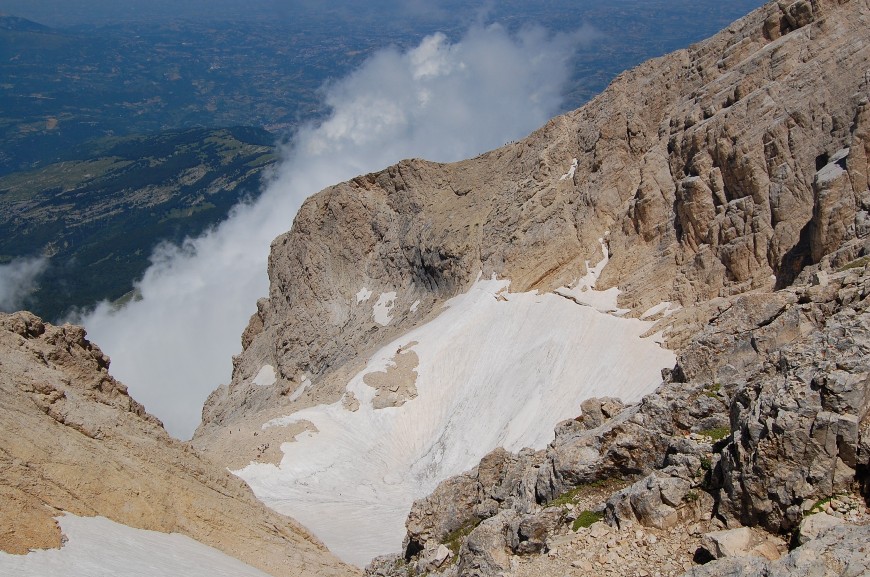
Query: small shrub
[[700, 427, 731, 442], [703, 383, 721, 398], [572, 510, 604, 531], [545, 478, 620, 509], [684, 490, 700, 503], [442, 518, 481, 556], [699, 456, 712, 471], [839, 255, 870, 272], [806, 495, 838, 516]]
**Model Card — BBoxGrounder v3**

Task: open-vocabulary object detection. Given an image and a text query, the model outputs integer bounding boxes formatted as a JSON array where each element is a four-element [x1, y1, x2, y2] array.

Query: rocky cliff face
[[0, 311, 357, 577], [197, 0, 869, 438], [191, 0, 870, 573]]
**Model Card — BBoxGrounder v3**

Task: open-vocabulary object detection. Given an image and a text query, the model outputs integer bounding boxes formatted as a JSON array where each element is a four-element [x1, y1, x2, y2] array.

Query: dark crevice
[[775, 217, 815, 289], [816, 153, 829, 171], [404, 538, 424, 561]]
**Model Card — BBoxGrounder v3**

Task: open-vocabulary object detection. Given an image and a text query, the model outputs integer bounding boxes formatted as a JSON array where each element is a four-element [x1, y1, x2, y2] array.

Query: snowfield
[[0, 514, 272, 577], [235, 273, 676, 567]]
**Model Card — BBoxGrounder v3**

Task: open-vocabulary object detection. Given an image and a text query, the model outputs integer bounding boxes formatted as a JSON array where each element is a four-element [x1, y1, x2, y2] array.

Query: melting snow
[[251, 365, 276, 387], [372, 292, 397, 325], [235, 275, 675, 567], [640, 301, 681, 320], [356, 287, 373, 303], [555, 237, 628, 314], [0, 514, 272, 577], [559, 157, 578, 180], [287, 376, 312, 402]]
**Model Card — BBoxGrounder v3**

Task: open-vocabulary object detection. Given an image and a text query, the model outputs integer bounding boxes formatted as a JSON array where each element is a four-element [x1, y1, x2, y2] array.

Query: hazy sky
[[0, 0, 480, 25]]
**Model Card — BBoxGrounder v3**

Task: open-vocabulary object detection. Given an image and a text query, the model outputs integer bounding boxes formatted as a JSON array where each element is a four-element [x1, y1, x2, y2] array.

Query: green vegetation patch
[[442, 518, 482, 556], [684, 490, 700, 503], [699, 426, 731, 442], [839, 255, 870, 272], [545, 477, 621, 509], [571, 510, 604, 531], [703, 383, 721, 398], [0, 157, 132, 202]]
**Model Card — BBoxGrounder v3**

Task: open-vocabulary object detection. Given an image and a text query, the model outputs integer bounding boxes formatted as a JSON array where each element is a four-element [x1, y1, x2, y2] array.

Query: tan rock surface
[[195, 0, 870, 470], [0, 311, 358, 577]]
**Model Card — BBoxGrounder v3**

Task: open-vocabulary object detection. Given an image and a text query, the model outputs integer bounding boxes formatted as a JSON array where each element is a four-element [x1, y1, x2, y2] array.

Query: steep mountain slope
[[194, 0, 870, 569], [0, 312, 357, 577]]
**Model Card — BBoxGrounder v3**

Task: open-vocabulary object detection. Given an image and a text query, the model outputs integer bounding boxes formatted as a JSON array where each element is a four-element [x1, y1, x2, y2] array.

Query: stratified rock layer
[[197, 0, 870, 453], [0, 312, 358, 577], [194, 0, 870, 574]]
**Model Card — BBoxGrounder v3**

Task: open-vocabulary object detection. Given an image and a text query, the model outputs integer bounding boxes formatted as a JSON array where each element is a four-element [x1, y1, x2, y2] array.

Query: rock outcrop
[[196, 0, 870, 468], [0, 312, 357, 577], [192, 0, 870, 574]]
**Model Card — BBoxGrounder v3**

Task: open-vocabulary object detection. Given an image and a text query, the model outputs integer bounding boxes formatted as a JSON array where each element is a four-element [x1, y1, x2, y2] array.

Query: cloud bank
[[79, 23, 587, 439], [0, 257, 48, 313]]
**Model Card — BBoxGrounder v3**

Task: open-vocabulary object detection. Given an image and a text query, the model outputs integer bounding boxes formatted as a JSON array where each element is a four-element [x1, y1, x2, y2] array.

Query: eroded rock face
[[715, 267, 870, 533], [0, 312, 357, 577], [196, 0, 870, 476], [190, 0, 870, 572], [686, 523, 870, 577]]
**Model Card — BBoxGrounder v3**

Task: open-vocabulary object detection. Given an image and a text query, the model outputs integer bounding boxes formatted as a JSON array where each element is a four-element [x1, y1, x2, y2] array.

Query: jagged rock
[[185, 0, 870, 573], [0, 312, 356, 577], [715, 268, 870, 533], [405, 447, 542, 555], [457, 513, 515, 577], [576, 397, 626, 429], [506, 509, 564, 555], [686, 523, 870, 577], [605, 473, 712, 530], [414, 542, 453, 573]]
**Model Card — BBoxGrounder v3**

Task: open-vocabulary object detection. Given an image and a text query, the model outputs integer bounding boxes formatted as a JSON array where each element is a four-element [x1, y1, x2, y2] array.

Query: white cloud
[[0, 257, 48, 313], [77, 23, 589, 439]]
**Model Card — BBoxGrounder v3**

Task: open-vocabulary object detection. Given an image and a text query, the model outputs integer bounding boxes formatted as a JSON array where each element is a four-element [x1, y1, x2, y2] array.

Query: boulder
[[796, 512, 843, 546], [699, 527, 784, 561], [687, 523, 870, 577]]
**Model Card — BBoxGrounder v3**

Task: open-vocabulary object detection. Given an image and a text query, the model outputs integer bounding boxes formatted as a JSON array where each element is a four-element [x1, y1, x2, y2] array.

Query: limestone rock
[[457, 513, 515, 577], [796, 512, 844, 546], [0, 312, 356, 577], [186, 0, 870, 573], [686, 523, 870, 577], [699, 527, 784, 561], [196, 0, 870, 451], [605, 473, 711, 530]]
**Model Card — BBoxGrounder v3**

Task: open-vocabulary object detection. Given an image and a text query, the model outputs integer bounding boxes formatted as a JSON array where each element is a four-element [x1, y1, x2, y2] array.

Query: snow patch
[[251, 365, 276, 387], [559, 157, 578, 181], [0, 514, 272, 577], [287, 377, 312, 403], [356, 287, 373, 303], [235, 275, 675, 567], [410, 300, 420, 313], [555, 237, 628, 314], [373, 292, 397, 325], [640, 301, 681, 320]]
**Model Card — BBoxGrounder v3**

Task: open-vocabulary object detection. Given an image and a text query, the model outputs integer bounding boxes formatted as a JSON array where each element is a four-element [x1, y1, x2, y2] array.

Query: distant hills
[[0, 15, 51, 32], [0, 126, 276, 320]]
